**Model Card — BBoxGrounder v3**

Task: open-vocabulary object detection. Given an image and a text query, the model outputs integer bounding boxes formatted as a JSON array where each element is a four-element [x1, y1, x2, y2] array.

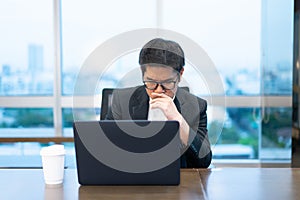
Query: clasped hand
[[149, 93, 181, 122]]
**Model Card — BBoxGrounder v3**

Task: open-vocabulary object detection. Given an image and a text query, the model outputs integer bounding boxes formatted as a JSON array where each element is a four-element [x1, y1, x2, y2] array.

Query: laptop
[[73, 120, 180, 185]]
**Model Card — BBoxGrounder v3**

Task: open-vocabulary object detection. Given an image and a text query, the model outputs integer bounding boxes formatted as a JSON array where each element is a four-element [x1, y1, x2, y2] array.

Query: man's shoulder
[[177, 87, 206, 103], [176, 88, 207, 116]]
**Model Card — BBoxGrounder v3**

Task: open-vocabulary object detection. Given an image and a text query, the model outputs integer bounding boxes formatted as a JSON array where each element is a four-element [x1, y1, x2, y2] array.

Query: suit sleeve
[[185, 99, 212, 168]]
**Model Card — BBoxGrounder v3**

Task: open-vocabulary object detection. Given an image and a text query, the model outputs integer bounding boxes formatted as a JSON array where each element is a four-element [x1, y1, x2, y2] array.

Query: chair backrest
[[100, 87, 190, 120], [100, 88, 114, 120]]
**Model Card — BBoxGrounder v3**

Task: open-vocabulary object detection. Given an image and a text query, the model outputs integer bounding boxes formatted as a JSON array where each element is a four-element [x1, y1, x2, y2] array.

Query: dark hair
[[139, 38, 185, 74]]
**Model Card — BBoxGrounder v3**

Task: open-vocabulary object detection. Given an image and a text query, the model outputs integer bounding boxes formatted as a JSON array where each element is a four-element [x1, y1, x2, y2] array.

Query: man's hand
[[149, 92, 180, 121], [150, 92, 189, 146]]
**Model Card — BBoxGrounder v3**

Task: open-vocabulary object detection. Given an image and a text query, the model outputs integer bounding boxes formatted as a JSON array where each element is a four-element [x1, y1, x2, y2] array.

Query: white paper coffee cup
[[40, 144, 66, 185]]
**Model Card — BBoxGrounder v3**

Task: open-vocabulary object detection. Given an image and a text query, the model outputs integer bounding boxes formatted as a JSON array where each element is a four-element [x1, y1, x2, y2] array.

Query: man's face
[[143, 65, 182, 99]]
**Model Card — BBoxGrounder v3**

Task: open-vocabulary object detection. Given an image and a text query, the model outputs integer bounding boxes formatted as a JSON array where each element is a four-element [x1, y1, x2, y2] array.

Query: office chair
[[100, 87, 190, 120], [100, 87, 215, 168]]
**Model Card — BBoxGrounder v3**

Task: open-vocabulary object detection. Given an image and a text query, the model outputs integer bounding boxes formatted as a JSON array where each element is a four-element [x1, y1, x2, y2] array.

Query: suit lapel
[[175, 88, 187, 116], [129, 86, 149, 119], [174, 96, 182, 114]]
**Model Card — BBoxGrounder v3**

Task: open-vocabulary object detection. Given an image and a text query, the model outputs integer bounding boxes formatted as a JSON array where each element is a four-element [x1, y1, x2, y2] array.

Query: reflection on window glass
[[261, 107, 292, 159], [0, 108, 54, 137], [209, 108, 259, 159], [0, 0, 54, 95]]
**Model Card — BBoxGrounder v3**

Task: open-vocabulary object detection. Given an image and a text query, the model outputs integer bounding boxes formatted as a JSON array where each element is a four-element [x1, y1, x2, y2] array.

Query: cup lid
[[40, 144, 66, 156]]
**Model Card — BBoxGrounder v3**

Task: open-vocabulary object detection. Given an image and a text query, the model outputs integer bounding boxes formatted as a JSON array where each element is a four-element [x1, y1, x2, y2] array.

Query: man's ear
[[180, 68, 184, 75], [179, 68, 184, 81]]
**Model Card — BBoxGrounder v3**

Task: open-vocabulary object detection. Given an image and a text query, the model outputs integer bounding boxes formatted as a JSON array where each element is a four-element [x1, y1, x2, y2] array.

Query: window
[[0, 0, 294, 166]]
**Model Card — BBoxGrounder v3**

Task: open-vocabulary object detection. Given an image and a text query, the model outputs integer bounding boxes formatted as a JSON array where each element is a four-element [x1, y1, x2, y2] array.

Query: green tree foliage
[[1, 108, 53, 128], [262, 108, 292, 148]]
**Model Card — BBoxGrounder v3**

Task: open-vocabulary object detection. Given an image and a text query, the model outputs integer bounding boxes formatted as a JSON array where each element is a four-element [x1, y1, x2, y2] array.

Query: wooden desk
[[0, 169, 203, 200], [1, 168, 300, 200], [199, 168, 300, 200], [79, 169, 204, 200]]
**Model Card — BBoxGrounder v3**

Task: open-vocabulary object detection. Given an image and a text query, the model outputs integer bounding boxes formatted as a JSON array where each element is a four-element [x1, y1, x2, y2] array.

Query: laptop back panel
[[73, 120, 180, 185]]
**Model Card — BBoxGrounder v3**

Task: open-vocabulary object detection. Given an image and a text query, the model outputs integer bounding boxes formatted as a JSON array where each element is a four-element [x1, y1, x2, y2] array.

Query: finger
[[150, 97, 168, 104], [150, 93, 163, 99], [149, 101, 164, 110], [151, 92, 170, 98]]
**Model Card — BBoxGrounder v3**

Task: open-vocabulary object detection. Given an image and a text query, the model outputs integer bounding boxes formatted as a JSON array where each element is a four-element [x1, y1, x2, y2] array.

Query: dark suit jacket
[[106, 85, 212, 168]]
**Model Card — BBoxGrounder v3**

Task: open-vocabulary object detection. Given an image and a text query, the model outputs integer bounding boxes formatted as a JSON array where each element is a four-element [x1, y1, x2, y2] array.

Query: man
[[106, 38, 212, 168]]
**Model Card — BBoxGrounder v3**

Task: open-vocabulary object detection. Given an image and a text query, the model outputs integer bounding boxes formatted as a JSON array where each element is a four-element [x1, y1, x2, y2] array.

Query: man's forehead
[[144, 75, 175, 81], [144, 65, 178, 73], [144, 73, 178, 82], [144, 71, 177, 77]]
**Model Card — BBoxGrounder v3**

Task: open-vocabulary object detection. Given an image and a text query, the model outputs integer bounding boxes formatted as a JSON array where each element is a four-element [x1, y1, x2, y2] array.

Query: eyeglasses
[[143, 77, 178, 90]]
